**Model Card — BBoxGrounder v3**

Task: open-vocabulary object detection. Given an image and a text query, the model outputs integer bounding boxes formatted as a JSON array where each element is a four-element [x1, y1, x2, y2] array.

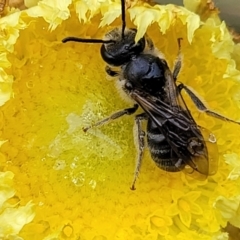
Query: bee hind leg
[[178, 83, 240, 125], [130, 113, 148, 190]]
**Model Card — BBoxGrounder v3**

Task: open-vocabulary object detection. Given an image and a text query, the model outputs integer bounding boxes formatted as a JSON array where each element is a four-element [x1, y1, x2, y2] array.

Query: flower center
[[178, 199, 191, 212], [150, 216, 166, 227], [63, 225, 73, 237]]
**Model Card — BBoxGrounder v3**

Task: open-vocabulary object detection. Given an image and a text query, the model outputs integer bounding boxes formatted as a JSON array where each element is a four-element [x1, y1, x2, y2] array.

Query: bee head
[[62, 1, 144, 66], [101, 28, 145, 66]]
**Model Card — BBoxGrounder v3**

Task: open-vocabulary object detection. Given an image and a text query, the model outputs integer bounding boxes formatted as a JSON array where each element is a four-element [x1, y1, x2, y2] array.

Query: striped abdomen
[[147, 119, 185, 172]]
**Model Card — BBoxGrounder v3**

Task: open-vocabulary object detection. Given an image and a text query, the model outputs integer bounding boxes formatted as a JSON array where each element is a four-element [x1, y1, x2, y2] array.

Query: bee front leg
[[83, 104, 139, 132], [178, 83, 240, 125], [131, 113, 148, 190], [105, 66, 120, 77]]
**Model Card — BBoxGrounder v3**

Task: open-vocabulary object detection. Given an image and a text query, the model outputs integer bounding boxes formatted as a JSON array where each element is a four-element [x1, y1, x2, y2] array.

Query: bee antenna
[[62, 37, 115, 44], [121, 0, 126, 39]]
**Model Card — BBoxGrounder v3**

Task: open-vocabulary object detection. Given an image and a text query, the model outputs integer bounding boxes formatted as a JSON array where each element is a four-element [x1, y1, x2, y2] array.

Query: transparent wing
[[183, 127, 218, 179], [130, 90, 218, 177]]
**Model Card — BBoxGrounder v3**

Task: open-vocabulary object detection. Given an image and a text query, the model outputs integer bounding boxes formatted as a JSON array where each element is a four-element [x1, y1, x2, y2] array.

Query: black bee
[[62, 0, 239, 190]]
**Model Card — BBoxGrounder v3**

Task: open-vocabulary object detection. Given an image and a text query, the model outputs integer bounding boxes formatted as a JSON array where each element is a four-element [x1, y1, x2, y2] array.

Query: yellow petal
[[176, 6, 200, 43], [99, 2, 121, 27], [0, 11, 25, 52], [179, 209, 191, 227], [190, 202, 203, 215], [129, 4, 160, 42], [75, 0, 103, 22], [214, 196, 240, 228], [0, 53, 11, 68], [0, 72, 13, 106], [37, 0, 71, 30], [184, 191, 201, 201], [167, 203, 179, 216], [0, 202, 35, 237], [185, 12, 201, 43], [0, 171, 15, 208], [154, 5, 172, 34]]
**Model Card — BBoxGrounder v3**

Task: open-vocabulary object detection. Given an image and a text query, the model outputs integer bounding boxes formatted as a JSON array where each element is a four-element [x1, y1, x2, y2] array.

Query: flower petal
[[38, 0, 71, 30], [0, 201, 35, 237], [99, 2, 121, 27], [190, 202, 203, 215], [179, 209, 191, 227], [214, 196, 240, 228]]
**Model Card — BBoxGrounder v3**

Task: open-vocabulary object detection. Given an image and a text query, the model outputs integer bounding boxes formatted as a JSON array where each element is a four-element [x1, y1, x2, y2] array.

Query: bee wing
[[131, 89, 218, 177], [164, 68, 194, 119], [194, 127, 218, 175], [165, 70, 219, 177], [182, 126, 218, 179]]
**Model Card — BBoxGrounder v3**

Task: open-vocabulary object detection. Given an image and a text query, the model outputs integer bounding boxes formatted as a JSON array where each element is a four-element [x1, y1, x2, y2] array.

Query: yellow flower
[[148, 209, 173, 236], [0, 0, 240, 239], [167, 190, 202, 227]]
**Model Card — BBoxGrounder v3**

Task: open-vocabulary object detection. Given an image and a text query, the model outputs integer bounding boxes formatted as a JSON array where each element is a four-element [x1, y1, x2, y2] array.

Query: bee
[[62, 0, 240, 190]]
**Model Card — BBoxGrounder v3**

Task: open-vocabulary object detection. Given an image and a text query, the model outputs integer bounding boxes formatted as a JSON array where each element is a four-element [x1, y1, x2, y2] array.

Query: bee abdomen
[[147, 120, 185, 172]]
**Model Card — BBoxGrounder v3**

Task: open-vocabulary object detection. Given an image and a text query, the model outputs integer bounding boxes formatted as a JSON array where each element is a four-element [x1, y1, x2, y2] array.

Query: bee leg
[[130, 113, 148, 190], [178, 83, 240, 125], [83, 104, 139, 132], [105, 66, 119, 77], [175, 158, 184, 169], [172, 38, 183, 81]]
